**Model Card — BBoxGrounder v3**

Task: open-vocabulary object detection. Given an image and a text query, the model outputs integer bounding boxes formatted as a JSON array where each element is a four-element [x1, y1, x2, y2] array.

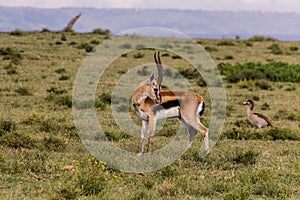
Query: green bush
[[226, 69, 265, 83], [220, 62, 300, 83]]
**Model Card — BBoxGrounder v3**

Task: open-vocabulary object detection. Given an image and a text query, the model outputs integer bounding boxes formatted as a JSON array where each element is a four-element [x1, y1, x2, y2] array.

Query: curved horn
[[154, 51, 163, 85]]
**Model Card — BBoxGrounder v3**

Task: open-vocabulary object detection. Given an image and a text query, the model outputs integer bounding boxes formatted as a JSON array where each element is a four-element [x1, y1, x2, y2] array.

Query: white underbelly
[[155, 106, 180, 120]]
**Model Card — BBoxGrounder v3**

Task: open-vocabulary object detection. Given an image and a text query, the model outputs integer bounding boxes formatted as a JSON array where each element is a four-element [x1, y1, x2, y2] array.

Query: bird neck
[[247, 107, 253, 117], [249, 102, 254, 111]]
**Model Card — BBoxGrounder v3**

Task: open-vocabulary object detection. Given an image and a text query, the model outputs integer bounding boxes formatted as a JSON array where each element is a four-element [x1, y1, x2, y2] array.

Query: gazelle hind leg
[[196, 120, 209, 152], [181, 117, 203, 148], [187, 126, 198, 148], [182, 116, 209, 151], [146, 117, 157, 153]]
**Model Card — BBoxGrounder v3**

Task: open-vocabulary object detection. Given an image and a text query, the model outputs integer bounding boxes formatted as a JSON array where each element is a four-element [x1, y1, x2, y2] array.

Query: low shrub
[[178, 67, 198, 79], [77, 43, 94, 52], [0, 47, 23, 64], [171, 55, 182, 59], [42, 135, 65, 151], [61, 34, 67, 41], [99, 92, 111, 104], [217, 40, 235, 46], [267, 43, 282, 55], [54, 68, 66, 74], [224, 55, 234, 60], [90, 40, 100, 45], [92, 28, 111, 35], [15, 86, 32, 96], [231, 149, 259, 165], [9, 29, 24, 36], [0, 119, 16, 136], [104, 130, 129, 142], [119, 43, 132, 49], [137, 66, 151, 76], [133, 52, 144, 59], [46, 86, 67, 95], [204, 46, 218, 52], [46, 94, 72, 108], [59, 74, 70, 81], [55, 41, 63, 45], [255, 79, 272, 90], [289, 46, 298, 52], [247, 35, 277, 42], [237, 79, 255, 89]]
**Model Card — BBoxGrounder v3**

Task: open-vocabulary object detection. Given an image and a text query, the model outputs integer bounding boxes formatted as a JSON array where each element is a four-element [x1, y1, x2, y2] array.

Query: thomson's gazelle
[[132, 52, 209, 155]]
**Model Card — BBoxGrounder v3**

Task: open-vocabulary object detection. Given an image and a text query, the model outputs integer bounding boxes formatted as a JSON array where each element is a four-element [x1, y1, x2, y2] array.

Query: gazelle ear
[[148, 72, 155, 85]]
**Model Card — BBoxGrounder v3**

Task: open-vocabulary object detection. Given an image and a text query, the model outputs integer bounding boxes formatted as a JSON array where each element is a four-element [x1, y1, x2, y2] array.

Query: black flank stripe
[[153, 100, 180, 114]]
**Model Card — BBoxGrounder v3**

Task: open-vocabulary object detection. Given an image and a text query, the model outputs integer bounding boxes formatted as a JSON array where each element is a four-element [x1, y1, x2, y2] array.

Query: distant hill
[[1, 6, 300, 40]]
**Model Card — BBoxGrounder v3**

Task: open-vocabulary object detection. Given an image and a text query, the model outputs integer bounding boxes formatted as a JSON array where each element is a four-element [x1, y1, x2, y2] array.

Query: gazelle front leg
[[139, 120, 148, 155]]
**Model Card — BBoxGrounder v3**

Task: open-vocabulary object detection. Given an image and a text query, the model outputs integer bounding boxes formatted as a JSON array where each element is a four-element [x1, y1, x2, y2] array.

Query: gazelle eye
[[153, 88, 158, 93]]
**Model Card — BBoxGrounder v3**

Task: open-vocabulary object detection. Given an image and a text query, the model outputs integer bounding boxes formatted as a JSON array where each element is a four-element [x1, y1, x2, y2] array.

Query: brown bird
[[242, 99, 273, 128]]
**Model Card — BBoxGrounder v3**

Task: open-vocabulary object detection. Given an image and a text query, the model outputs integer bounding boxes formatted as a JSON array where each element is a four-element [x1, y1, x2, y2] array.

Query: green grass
[[0, 31, 299, 199]]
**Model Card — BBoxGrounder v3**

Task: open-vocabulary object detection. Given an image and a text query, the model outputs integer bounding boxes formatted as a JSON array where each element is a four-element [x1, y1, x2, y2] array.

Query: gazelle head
[[143, 52, 163, 103]]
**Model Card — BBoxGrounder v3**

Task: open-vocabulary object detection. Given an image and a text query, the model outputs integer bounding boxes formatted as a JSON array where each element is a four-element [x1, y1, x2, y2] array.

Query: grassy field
[[0, 31, 299, 199]]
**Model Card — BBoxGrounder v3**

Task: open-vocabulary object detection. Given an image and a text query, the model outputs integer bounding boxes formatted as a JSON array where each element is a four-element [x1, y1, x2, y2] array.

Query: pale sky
[[0, 0, 300, 13]]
